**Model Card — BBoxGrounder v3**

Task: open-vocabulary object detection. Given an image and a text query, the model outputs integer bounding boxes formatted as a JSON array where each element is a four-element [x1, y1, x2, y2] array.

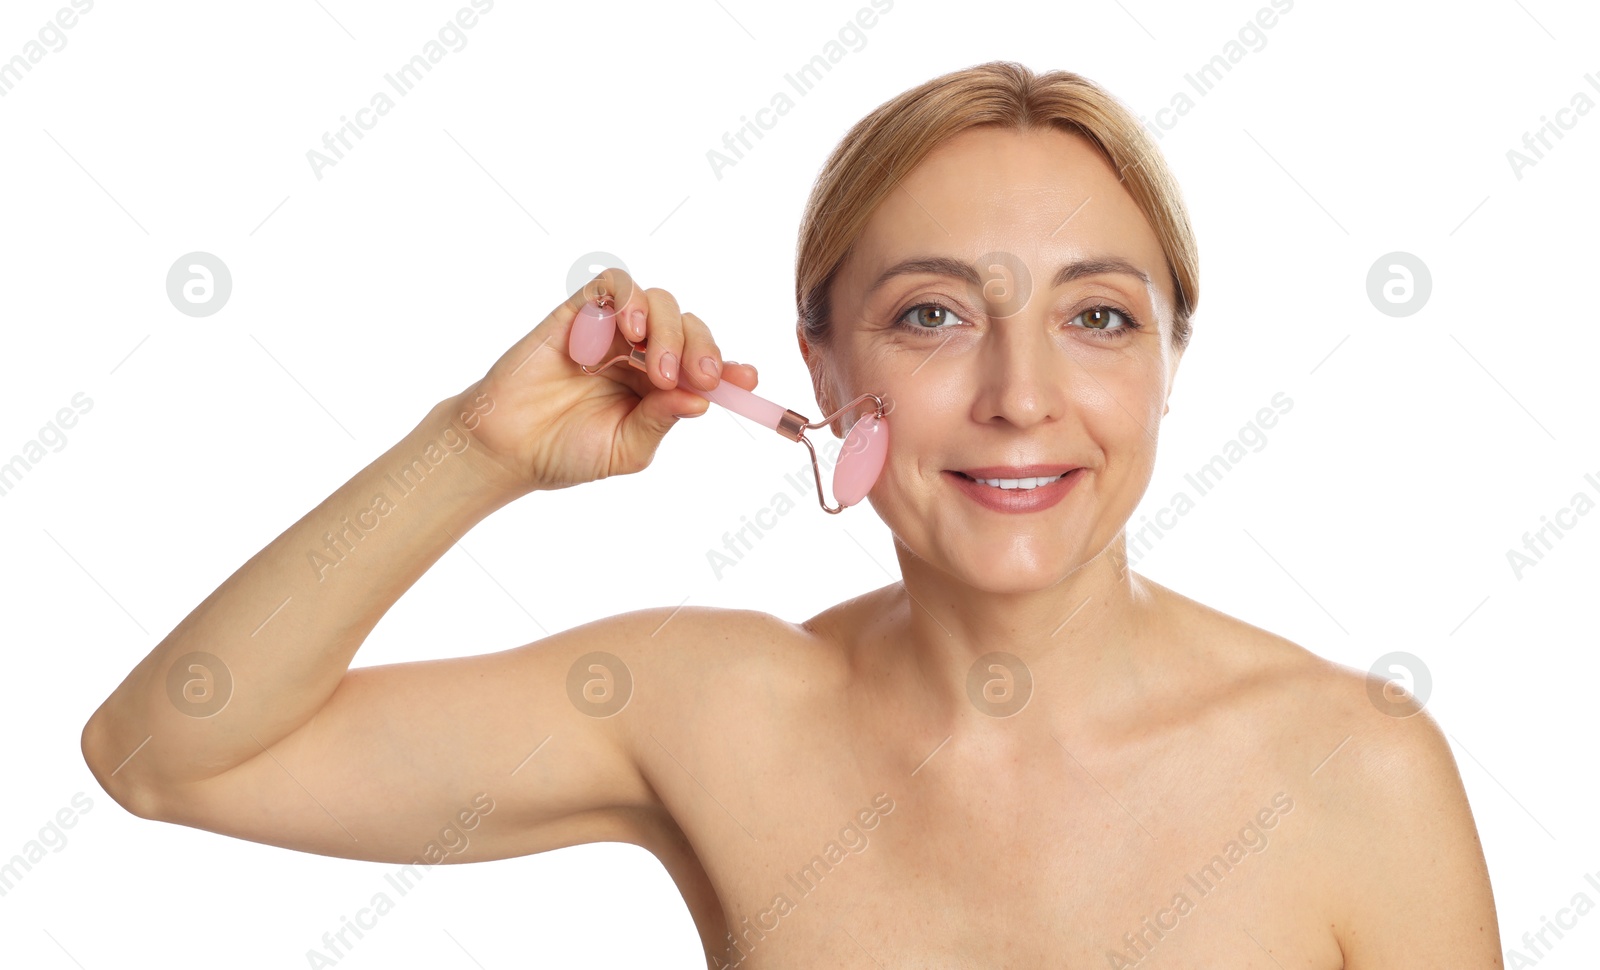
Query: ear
[[796, 324, 842, 436], [1162, 340, 1185, 417]]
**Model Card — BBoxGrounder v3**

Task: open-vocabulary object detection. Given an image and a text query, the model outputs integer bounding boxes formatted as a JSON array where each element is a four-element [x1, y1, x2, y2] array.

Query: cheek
[[1071, 354, 1168, 438], [876, 370, 963, 473]]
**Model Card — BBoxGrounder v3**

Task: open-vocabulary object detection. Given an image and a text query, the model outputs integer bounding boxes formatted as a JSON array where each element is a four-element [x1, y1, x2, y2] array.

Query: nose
[[969, 319, 1070, 429]]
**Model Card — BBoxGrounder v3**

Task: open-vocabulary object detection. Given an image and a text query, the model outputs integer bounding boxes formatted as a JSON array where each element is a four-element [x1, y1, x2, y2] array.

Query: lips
[[952, 464, 1082, 480], [944, 466, 1082, 513]]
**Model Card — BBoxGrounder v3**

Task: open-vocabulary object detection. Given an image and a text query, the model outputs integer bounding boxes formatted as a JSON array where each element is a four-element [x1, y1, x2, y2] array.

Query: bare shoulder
[[587, 601, 843, 713], [1146, 579, 1501, 965], [635, 601, 834, 665], [1142, 577, 1445, 754]]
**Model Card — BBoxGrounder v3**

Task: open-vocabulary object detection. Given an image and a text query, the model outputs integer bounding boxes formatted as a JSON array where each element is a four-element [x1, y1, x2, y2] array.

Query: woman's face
[[805, 125, 1184, 593]]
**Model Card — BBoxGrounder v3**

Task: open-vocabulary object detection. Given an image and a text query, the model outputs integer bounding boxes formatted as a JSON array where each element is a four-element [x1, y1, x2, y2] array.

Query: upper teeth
[[968, 472, 1067, 490]]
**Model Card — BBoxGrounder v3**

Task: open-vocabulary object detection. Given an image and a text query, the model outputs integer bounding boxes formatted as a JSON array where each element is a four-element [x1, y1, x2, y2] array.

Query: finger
[[568, 267, 640, 321], [491, 267, 640, 382], [659, 361, 762, 420], [612, 386, 682, 471], [678, 312, 723, 391], [671, 361, 758, 419], [558, 269, 655, 395], [601, 270, 650, 343], [675, 360, 758, 398], [637, 287, 685, 390], [717, 360, 758, 391], [614, 384, 717, 470], [541, 265, 641, 348]]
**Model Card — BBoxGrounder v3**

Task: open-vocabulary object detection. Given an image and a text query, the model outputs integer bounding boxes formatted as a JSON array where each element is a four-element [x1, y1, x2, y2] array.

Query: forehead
[[841, 126, 1171, 307]]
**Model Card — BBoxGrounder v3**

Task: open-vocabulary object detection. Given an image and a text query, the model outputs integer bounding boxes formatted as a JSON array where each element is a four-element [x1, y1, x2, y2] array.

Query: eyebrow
[[866, 255, 1152, 298]]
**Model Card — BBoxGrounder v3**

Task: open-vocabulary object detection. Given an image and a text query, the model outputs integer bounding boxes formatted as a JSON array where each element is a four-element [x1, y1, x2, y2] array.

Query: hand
[[452, 268, 760, 495]]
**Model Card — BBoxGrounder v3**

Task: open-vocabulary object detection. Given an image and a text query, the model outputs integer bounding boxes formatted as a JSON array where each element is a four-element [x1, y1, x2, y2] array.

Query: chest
[[641, 711, 1340, 969]]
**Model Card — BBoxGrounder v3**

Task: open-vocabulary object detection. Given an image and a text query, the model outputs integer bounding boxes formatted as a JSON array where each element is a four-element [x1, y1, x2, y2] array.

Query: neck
[[872, 535, 1164, 726]]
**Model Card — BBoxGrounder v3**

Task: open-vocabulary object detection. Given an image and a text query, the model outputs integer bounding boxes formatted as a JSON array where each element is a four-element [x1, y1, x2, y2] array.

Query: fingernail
[[630, 308, 646, 339], [673, 410, 704, 419], [699, 356, 720, 381], [660, 351, 678, 383]]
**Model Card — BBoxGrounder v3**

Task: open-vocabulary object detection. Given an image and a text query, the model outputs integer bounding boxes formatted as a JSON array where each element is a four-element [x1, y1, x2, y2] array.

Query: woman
[[81, 61, 1500, 967]]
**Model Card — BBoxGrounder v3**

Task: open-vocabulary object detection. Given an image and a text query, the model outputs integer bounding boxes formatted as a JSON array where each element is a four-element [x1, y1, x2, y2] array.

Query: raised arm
[[79, 268, 756, 864]]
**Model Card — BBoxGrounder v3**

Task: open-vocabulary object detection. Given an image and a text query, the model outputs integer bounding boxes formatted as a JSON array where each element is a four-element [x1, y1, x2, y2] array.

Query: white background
[[2, 0, 1596, 966]]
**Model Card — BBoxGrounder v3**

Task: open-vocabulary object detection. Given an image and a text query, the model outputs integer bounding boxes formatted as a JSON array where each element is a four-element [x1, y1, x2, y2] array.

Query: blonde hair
[[795, 60, 1198, 350]]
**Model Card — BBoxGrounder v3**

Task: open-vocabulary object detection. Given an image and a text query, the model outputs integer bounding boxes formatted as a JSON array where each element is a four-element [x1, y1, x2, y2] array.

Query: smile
[[954, 471, 1068, 490], [943, 467, 1083, 513]]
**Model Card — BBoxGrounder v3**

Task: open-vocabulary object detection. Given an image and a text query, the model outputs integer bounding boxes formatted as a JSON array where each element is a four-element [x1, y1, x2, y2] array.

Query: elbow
[[79, 709, 166, 822]]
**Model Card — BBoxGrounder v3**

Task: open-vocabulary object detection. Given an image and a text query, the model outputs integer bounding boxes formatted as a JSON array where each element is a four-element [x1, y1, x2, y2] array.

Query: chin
[[870, 487, 1105, 589], [962, 545, 1087, 591], [908, 526, 1090, 593]]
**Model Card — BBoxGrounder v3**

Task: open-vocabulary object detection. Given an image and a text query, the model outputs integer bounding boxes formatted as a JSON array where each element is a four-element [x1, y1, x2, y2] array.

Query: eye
[[1070, 305, 1142, 339], [1074, 306, 1127, 330], [892, 300, 1144, 340], [893, 301, 968, 334]]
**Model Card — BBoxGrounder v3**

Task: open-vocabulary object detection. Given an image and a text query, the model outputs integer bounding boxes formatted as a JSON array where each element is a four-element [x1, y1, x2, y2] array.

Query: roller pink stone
[[568, 300, 619, 367], [833, 414, 888, 508]]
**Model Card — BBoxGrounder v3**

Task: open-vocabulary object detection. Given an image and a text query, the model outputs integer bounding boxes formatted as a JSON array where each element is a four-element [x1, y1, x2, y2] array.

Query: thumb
[[611, 387, 702, 473]]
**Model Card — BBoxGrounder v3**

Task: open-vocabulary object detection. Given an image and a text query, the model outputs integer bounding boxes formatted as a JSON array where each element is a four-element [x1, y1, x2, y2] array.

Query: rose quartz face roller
[[568, 294, 890, 513]]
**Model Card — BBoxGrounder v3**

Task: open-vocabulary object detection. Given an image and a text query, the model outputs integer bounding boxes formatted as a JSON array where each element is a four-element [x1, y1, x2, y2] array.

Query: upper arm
[[1325, 695, 1502, 968], [146, 606, 712, 867]]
